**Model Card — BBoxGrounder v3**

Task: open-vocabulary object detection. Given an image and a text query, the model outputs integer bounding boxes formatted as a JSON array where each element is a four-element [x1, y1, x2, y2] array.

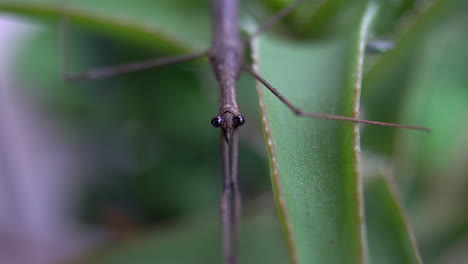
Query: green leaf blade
[[255, 36, 363, 264], [365, 175, 422, 264], [253, 3, 380, 263]]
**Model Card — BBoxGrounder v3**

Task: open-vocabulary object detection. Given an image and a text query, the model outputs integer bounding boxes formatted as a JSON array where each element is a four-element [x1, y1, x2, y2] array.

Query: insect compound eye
[[211, 116, 223, 128], [233, 115, 245, 127]]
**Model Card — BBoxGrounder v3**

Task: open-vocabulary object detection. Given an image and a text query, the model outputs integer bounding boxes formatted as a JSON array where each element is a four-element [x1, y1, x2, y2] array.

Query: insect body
[[209, 1, 246, 262], [210, 0, 245, 139]]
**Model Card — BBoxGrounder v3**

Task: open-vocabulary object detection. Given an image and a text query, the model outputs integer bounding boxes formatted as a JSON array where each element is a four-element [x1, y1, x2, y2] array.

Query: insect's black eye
[[233, 115, 245, 127], [211, 116, 223, 128]]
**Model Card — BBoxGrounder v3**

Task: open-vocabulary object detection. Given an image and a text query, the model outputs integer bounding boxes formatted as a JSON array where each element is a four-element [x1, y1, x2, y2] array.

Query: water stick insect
[[60, 0, 429, 263]]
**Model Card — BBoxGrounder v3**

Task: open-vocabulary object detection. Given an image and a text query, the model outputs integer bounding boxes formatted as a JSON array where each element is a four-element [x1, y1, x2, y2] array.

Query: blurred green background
[[0, 0, 467, 263]]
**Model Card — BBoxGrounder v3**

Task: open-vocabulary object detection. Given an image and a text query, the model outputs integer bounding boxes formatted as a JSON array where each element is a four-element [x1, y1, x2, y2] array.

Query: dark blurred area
[[0, 0, 467, 263]]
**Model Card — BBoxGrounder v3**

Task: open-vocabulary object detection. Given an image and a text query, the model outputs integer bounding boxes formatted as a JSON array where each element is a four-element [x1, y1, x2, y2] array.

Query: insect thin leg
[[243, 66, 430, 132], [220, 133, 234, 264], [57, 2, 208, 81], [65, 51, 209, 81], [230, 129, 241, 263]]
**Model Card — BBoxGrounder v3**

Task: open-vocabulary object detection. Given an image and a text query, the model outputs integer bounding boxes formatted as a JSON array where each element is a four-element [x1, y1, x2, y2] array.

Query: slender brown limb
[[245, 0, 307, 43], [230, 128, 241, 263], [244, 65, 430, 132], [58, 2, 208, 81], [65, 51, 209, 81]]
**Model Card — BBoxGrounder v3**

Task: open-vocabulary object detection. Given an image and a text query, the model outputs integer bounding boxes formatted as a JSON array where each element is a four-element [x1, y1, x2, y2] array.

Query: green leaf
[[0, 0, 209, 52], [365, 175, 422, 264], [253, 2, 378, 263]]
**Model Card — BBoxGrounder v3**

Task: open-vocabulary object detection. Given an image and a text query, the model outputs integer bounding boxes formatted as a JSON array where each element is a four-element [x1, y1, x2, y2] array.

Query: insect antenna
[[230, 128, 241, 263]]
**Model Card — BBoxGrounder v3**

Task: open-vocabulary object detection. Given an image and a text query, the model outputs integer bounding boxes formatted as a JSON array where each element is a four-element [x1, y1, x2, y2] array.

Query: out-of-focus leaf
[[364, 0, 461, 91], [361, 0, 461, 154], [371, 0, 418, 35], [74, 213, 288, 264], [365, 175, 422, 264], [259, 0, 358, 38], [253, 2, 377, 263], [0, 0, 210, 51], [393, 9, 468, 262]]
